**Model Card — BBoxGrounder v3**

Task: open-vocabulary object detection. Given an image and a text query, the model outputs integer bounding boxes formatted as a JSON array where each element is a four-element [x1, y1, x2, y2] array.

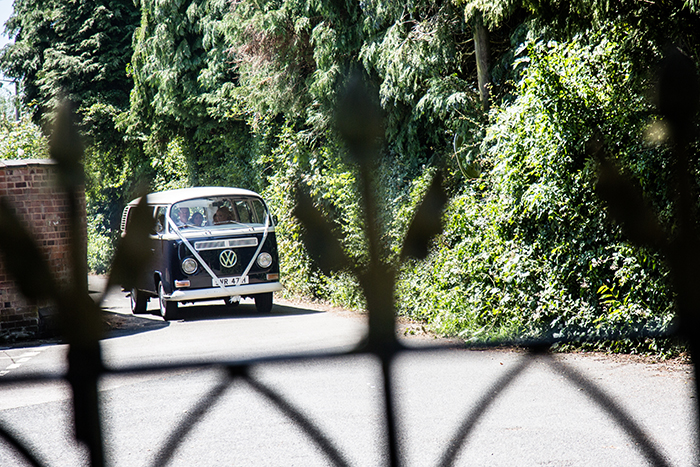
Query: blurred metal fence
[[0, 53, 699, 467], [0, 318, 680, 467]]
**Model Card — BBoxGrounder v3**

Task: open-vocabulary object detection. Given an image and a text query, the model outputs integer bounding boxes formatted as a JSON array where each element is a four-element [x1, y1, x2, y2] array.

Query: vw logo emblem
[[219, 249, 237, 268]]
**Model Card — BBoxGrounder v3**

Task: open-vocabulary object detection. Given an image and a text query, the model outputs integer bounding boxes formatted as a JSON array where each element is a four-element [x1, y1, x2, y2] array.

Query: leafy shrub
[[150, 137, 192, 192], [260, 122, 369, 307], [396, 23, 676, 349], [0, 116, 49, 160], [87, 213, 114, 275]]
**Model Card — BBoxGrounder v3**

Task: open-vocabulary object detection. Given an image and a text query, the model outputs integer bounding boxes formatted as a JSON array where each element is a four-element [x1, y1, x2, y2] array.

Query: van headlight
[[182, 257, 198, 275], [257, 252, 273, 268]]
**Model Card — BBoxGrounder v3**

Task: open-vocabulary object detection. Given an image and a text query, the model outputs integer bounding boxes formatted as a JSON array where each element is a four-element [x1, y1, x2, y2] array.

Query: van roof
[[127, 187, 261, 206]]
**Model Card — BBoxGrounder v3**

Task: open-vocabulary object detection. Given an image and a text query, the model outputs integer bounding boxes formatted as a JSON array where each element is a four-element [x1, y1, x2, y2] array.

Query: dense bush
[[396, 25, 677, 347], [0, 116, 49, 160]]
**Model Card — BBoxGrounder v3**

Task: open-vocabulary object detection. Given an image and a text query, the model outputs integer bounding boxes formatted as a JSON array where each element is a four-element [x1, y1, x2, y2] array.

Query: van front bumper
[[168, 282, 283, 302]]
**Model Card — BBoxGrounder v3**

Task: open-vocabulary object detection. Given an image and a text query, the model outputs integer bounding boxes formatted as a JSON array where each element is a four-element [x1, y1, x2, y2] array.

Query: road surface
[[0, 277, 696, 466]]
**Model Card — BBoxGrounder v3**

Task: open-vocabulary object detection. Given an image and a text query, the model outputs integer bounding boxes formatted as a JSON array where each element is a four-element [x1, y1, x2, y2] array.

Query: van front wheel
[[158, 282, 178, 321], [254, 293, 273, 314]]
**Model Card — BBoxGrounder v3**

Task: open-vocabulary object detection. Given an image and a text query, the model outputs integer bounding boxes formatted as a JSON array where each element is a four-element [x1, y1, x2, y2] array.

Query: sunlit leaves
[[0, 117, 50, 160], [394, 20, 679, 345]]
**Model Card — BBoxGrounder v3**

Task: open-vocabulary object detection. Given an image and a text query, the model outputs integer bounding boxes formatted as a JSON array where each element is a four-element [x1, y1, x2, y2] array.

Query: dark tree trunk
[[473, 12, 490, 112]]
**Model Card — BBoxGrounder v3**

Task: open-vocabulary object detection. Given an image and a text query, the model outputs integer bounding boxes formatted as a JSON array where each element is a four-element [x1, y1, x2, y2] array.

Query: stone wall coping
[[0, 159, 55, 168]]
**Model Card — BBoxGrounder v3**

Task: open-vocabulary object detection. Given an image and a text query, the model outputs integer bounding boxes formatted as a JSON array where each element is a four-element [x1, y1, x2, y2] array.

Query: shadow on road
[[175, 301, 323, 322], [92, 276, 325, 339], [101, 310, 170, 339], [101, 297, 324, 340]]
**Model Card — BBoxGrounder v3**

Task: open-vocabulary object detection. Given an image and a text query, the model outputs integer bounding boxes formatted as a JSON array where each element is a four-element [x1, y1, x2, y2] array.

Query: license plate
[[214, 276, 249, 287]]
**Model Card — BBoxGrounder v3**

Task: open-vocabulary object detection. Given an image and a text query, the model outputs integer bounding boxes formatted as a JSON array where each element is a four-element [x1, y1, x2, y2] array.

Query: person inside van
[[173, 207, 190, 226], [190, 211, 204, 226], [213, 206, 234, 224]]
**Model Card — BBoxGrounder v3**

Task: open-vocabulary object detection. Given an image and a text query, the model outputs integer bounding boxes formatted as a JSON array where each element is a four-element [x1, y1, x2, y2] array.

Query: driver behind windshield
[[173, 207, 190, 226], [213, 206, 234, 224]]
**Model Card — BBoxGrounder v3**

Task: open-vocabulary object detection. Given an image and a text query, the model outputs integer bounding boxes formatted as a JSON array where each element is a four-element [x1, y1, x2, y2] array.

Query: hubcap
[[159, 284, 166, 316]]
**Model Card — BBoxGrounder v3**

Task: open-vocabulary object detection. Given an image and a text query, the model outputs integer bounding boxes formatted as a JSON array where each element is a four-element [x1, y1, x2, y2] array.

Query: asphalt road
[[0, 277, 697, 466]]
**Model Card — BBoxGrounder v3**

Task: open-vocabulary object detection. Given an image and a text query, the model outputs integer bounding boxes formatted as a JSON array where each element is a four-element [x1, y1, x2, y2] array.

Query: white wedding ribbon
[[166, 212, 271, 301]]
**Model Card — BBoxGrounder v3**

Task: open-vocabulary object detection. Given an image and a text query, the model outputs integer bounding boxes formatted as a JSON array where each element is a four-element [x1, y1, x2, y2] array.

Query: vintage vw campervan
[[120, 187, 281, 320]]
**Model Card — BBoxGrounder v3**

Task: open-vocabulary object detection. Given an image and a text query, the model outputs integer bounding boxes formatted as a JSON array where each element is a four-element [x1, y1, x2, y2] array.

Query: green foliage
[[222, 0, 362, 132], [396, 22, 678, 350], [81, 102, 151, 274], [129, 0, 234, 129], [0, 116, 49, 159], [127, 0, 262, 202], [361, 1, 477, 169], [0, 86, 17, 120], [150, 137, 191, 192], [1, 0, 142, 274], [258, 121, 366, 306], [1, 0, 139, 124], [87, 213, 113, 275]]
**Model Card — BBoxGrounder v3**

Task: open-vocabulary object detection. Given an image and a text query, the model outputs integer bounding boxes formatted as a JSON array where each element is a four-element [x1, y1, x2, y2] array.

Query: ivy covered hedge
[[397, 29, 675, 348]]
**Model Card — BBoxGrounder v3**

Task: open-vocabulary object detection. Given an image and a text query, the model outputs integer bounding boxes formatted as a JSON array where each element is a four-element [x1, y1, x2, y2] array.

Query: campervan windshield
[[169, 196, 270, 230]]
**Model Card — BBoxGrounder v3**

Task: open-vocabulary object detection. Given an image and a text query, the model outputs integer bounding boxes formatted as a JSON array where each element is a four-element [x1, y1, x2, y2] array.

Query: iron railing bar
[[0, 323, 677, 386], [96, 326, 674, 376], [241, 371, 353, 467], [545, 354, 674, 467], [98, 348, 372, 377], [0, 321, 674, 387], [0, 420, 47, 467], [93, 343, 401, 379], [151, 371, 234, 467], [93, 342, 396, 378], [437, 354, 535, 467], [0, 355, 357, 389], [380, 356, 402, 467]]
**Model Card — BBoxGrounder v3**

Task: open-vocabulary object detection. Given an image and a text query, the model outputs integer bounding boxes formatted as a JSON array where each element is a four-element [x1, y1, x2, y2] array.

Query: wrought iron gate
[[0, 317, 683, 467]]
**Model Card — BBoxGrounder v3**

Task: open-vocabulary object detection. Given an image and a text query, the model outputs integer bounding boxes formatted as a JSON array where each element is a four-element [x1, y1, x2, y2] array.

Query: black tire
[[130, 288, 148, 314], [254, 292, 273, 314], [158, 281, 178, 321]]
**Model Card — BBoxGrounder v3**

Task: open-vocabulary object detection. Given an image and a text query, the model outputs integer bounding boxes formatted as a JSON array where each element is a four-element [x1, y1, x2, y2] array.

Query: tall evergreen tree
[[0, 0, 139, 124]]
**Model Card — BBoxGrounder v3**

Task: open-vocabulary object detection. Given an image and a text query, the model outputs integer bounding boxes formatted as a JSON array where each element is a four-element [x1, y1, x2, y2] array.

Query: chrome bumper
[[168, 282, 283, 302]]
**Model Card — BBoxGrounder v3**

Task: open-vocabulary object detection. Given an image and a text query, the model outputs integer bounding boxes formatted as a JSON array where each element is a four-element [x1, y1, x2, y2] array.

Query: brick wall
[[0, 160, 86, 340]]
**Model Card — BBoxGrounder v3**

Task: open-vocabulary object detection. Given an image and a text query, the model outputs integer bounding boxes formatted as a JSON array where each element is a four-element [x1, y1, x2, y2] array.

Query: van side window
[[154, 206, 166, 234]]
